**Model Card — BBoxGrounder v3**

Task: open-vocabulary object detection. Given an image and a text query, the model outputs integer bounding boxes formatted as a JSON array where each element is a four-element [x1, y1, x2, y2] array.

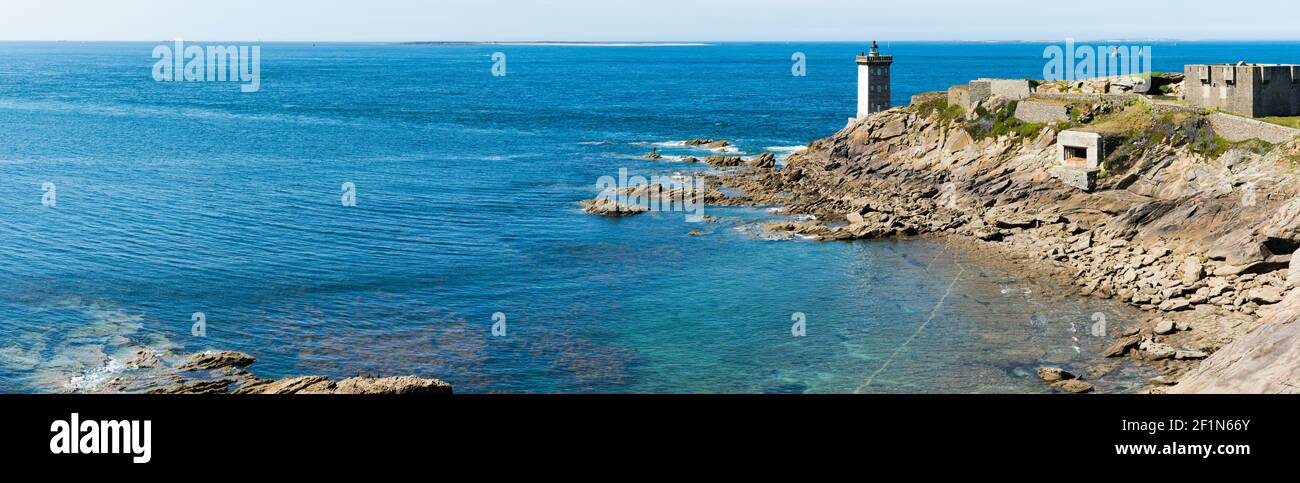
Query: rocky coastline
[[95, 348, 452, 395], [592, 82, 1300, 393]]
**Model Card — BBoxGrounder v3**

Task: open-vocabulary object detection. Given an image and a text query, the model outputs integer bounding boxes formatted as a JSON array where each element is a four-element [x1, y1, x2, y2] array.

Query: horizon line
[[3, 38, 1300, 44]]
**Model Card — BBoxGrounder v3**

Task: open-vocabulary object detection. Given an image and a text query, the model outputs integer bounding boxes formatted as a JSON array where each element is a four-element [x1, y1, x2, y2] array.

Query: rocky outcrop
[[230, 374, 453, 395], [1036, 367, 1094, 393], [685, 139, 731, 149], [748, 152, 776, 169], [1171, 291, 1300, 393], [178, 351, 256, 371], [580, 183, 712, 217], [126, 350, 452, 395], [703, 155, 745, 167], [580, 197, 648, 217]]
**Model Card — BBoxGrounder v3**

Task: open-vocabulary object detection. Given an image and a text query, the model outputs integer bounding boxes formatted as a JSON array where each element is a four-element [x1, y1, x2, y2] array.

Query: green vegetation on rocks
[[963, 101, 1047, 142]]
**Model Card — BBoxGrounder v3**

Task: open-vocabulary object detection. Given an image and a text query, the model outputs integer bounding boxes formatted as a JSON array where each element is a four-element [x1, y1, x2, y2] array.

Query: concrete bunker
[[1052, 130, 1105, 191]]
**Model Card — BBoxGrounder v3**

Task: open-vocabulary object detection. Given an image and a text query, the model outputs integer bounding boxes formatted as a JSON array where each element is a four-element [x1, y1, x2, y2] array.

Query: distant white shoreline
[[407, 41, 712, 47]]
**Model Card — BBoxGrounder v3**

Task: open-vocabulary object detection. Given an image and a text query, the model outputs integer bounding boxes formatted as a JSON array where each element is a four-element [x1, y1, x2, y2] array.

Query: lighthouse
[[856, 41, 893, 119]]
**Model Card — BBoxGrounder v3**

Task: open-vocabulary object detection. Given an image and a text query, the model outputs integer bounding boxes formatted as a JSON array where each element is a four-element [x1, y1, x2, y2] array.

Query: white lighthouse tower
[[856, 41, 893, 119]]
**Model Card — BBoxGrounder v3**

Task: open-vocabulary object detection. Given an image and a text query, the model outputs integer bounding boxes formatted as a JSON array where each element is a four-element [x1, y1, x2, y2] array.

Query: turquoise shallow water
[[1, 41, 1294, 393]]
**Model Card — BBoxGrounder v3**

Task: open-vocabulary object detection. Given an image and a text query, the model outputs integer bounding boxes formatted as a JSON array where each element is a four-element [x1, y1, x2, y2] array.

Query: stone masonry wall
[[1014, 100, 1071, 124], [1208, 112, 1300, 144]]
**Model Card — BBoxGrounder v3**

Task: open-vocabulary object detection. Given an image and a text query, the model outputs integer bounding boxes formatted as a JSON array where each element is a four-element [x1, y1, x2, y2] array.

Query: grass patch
[[1077, 102, 1239, 171], [1259, 116, 1300, 129], [914, 96, 965, 124], [1078, 102, 1155, 136], [962, 101, 1047, 141]]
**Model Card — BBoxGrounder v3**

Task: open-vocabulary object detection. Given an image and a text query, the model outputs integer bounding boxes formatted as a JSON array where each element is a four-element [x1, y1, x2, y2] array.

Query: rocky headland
[[599, 79, 1300, 393]]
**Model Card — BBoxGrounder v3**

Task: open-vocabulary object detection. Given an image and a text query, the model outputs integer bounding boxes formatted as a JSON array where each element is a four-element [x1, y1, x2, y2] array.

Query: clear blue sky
[[2, 0, 1294, 42]]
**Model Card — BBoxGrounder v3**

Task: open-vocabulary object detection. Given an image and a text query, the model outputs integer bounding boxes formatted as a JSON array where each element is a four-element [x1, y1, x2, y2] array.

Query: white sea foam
[[67, 356, 126, 392], [652, 140, 688, 148], [767, 145, 808, 163]]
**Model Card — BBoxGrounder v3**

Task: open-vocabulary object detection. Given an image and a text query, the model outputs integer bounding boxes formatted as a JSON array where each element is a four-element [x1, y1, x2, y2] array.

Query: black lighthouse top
[[857, 41, 892, 64]]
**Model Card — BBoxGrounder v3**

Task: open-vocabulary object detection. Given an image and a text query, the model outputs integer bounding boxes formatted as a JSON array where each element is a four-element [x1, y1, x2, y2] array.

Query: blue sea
[[1, 41, 1296, 393]]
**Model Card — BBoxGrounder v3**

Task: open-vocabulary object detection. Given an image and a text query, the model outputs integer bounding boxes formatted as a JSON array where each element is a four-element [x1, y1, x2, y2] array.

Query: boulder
[[875, 119, 908, 140], [1249, 287, 1284, 305], [1153, 319, 1177, 335], [704, 155, 745, 167], [1052, 380, 1095, 394], [1181, 256, 1204, 285], [1037, 367, 1077, 382], [1175, 350, 1209, 360], [1138, 339, 1177, 360], [1263, 198, 1300, 242], [1158, 298, 1191, 312], [179, 351, 256, 371], [1207, 228, 1272, 268], [1103, 336, 1141, 358], [748, 152, 776, 169]]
